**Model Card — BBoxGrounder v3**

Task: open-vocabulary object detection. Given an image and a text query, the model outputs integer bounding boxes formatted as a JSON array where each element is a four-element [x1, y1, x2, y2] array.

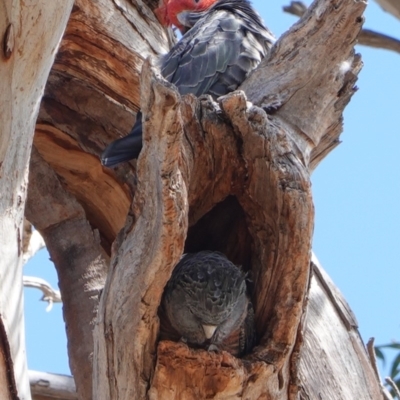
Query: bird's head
[[155, 0, 217, 33]]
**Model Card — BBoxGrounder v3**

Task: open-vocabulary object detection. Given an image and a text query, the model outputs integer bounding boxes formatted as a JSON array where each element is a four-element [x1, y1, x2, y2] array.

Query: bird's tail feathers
[[101, 113, 143, 167], [101, 134, 142, 167]]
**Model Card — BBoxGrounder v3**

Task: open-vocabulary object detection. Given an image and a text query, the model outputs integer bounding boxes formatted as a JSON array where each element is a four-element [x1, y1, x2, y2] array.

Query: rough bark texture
[[240, 0, 363, 171], [298, 255, 383, 399], [26, 0, 171, 398], [88, 0, 376, 398], [17, 0, 384, 399], [0, 1, 74, 399], [26, 149, 108, 400]]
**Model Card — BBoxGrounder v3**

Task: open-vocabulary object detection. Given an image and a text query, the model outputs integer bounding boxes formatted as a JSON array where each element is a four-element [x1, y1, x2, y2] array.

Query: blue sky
[[24, 0, 399, 380]]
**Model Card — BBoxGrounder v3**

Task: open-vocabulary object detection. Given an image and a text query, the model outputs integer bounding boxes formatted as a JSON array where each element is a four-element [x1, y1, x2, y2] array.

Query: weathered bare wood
[[33, 124, 131, 254], [298, 256, 384, 399], [283, 1, 307, 17], [0, 1, 74, 398], [89, 0, 370, 398], [386, 377, 400, 399], [242, 0, 364, 171], [366, 338, 393, 400], [150, 341, 274, 399], [93, 60, 313, 397], [30, 370, 77, 400], [26, 2, 172, 398], [26, 148, 108, 400], [284, 1, 400, 55], [93, 59, 189, 399], [14, 0, 384, 398], [35, 0, 173, 254], [220, 92, 313, 366]]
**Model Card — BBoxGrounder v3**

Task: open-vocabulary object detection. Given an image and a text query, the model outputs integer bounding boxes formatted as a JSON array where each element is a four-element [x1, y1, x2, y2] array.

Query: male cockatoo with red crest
[[101, 0, 275, 167], [155, 0, 218, 33]]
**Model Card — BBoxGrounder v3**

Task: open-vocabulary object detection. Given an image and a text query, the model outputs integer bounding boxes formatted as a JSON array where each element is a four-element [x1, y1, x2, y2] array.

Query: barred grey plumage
[[101, 0, 275, 167], [162, 251, 255, 356]]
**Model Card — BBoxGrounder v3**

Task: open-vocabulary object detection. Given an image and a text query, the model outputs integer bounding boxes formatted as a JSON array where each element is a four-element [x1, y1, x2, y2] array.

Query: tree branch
[[34, 0, 172, 255], [26, 148, 108, 400], [30, 370, 77, 400], [30, 1, 172, 398], [359, 29, 400, 54], [23, 276, 62, 311], [366, 338, 394, 400], [284, 1, 400, 54], [243, 0, 364, 171], [0, 2, 74, 398], [385, 377, 400, 399], [375, 0, 400, 21]]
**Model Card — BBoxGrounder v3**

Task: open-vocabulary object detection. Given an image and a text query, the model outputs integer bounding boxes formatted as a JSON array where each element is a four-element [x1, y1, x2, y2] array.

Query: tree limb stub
[[29, 370, 77, 400], [359, 29, 400, 54], [241, 0, 365, 170]]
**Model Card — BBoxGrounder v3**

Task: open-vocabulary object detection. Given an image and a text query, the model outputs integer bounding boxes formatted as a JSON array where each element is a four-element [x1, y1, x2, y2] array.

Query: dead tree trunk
[[0, 2, 73, 399], [18, 0, 385, 399]]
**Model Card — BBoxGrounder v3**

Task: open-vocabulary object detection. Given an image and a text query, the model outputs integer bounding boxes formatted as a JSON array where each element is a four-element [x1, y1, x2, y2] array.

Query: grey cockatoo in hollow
[[100, 0, 275, 167], [162, 251, 255, 357]]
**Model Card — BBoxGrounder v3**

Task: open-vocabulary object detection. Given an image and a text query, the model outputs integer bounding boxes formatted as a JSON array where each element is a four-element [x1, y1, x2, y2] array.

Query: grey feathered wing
[[101, 0, 275, 167]]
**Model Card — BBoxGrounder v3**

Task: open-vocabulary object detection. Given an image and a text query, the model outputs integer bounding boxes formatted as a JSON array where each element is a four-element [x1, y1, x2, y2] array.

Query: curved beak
[[202, 324, 217, 339]]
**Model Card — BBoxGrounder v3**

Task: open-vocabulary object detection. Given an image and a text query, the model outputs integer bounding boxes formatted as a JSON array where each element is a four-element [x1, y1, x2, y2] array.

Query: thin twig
[[386, 377, 400, 399], [367, 338, 395, 400], [367, 338, 381, 380], [283, 1, 400, 54], [359, 29, 400, 54]]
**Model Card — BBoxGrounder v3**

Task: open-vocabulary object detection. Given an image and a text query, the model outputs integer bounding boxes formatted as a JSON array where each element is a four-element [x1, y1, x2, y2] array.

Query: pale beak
[[202, 324, 217, 339]]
